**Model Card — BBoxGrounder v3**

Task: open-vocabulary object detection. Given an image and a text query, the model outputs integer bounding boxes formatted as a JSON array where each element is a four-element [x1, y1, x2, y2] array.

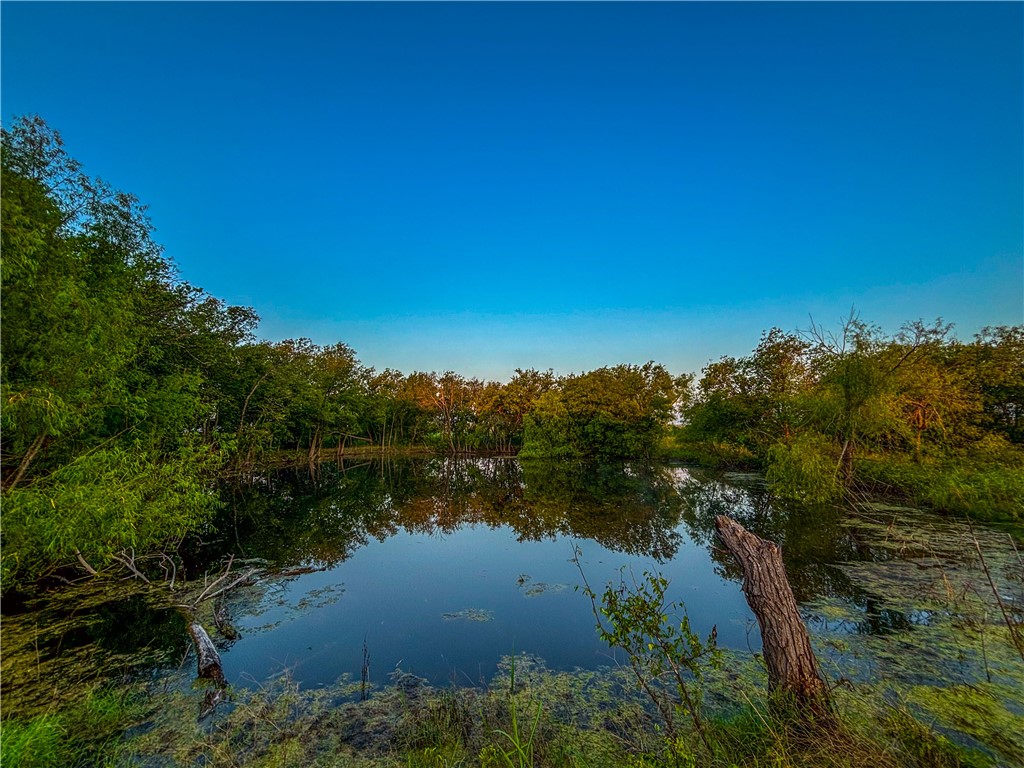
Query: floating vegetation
[[0, 580, 186, 719], [523, 582, 568, 597], [219, 576, 346, 634], [441, 608, 494, 622], [293, 584, 345, 612], [112, 661, 652, 767], [802, 505, 1024, 764], [515, 574, 569, 597], [857, 501, 923, 514], [907, 683, 1024, 766], [25, 653, 995, 768]]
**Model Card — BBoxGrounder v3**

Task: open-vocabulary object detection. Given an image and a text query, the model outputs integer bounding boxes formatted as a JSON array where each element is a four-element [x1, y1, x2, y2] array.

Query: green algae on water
[[441, 608, 494, 622]]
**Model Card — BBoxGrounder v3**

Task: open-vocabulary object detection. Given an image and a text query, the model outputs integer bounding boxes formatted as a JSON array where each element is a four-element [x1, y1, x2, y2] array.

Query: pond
[[209, 459, 754, 690], [2, 457, 1022, 758]]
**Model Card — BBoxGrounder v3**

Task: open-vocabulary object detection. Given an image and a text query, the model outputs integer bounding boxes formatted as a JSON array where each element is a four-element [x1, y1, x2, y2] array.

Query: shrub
[[766, 434, 843, 504]]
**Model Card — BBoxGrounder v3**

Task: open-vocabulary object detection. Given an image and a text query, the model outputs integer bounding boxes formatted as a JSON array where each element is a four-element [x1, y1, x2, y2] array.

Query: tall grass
[[2, 665, 997, 768], [0, 686, 144, 768], [856, 456, 1024, 522], [489, 655, 543, 768]]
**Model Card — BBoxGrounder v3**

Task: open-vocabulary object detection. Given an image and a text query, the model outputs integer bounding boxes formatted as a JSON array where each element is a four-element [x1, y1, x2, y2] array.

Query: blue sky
[[3, 2, 1021, 381]]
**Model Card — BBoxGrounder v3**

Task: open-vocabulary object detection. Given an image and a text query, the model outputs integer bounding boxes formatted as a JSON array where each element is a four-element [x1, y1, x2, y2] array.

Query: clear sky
[[3, 2, 1022, 381]]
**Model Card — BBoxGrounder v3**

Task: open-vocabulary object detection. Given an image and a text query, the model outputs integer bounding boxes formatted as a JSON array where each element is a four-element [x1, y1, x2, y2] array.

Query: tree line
[[2, 117, 1020, 587], [0, 118, 686, 586], [676, 319, 1023, 519]]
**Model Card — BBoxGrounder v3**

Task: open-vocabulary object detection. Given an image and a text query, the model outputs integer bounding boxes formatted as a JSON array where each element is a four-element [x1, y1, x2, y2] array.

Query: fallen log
[[187, 620, 227, 688], [714, 515, 831, 718]]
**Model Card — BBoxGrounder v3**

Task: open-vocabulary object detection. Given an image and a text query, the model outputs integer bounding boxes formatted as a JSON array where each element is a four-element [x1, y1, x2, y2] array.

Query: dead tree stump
[[714, 515, 831, 717]]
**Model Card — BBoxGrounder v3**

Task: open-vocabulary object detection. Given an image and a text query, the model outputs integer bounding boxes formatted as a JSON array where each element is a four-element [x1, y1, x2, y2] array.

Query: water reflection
[[5, 457, 1018, 712], [201, 458, 690, 572], [208, 458, 954, 644], [672, 471, 949, 637], [200, 458, 753, 687]]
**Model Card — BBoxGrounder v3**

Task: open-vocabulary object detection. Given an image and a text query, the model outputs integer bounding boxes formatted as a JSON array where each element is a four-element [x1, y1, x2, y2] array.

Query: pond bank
[[1, 653, 1006, 768]]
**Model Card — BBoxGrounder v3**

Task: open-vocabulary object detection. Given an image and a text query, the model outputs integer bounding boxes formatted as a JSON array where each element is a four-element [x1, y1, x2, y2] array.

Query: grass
[[0, 685, 147, 768], [665, 431, 1024, 524], [854, 454, 1024, 523], [489, 655, 542, 768], [1, 656, 1000, 768]]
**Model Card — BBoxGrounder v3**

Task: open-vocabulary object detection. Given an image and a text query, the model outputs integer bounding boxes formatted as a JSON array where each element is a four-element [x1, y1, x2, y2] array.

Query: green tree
[[1, 117, 228, 585], [522, 363, 680, 459], [682, 329, 810, 457], [966, 326, 1024, 445], [500, 369, 556, 448]]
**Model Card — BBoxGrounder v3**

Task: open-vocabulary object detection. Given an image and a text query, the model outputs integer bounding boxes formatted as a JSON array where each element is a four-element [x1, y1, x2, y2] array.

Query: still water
[[4, 457, 1020, 716], [216, 460, 752, 689], [186, 457, 1018, 694]]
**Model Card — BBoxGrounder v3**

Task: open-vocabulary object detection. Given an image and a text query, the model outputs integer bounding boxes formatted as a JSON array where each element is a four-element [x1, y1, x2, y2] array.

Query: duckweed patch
[[522, 582, 568, 598], [0, 581, 184, 719], [907, 683, 1024, 766], [800, 508, 1024, 765], [441, 608, 494, 622]]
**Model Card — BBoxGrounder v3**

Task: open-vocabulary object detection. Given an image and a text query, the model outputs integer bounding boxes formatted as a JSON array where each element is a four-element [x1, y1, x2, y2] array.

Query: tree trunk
[[237, 372, 270, 439], [837, 438, 854, 485], [186, 618, 229, 719], [714, 515, 830, 717], [307, 426, 321, 466], [5, 431, 47, 492]]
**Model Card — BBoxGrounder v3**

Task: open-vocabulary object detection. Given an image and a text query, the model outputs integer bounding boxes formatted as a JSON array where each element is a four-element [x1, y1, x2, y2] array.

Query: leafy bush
[[1, 442, 220, 586], [767, 434, 843, 504]]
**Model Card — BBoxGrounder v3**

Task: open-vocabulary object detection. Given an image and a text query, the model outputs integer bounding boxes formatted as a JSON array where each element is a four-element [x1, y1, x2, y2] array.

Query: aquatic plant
[[574, 551, 722, 750]]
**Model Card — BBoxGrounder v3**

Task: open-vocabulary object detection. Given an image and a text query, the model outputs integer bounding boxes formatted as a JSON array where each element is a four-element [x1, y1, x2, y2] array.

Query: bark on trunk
[[5, 431, 47, 492], [307, 426, 321, 466], [838, 439, 854, 484], [714, 515, 830, 716]]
